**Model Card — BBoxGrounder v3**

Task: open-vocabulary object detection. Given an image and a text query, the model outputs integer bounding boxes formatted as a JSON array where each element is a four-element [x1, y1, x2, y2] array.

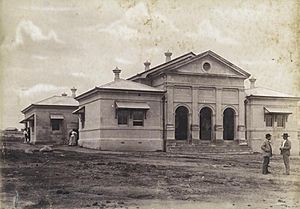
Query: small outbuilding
[[20, 88, 79, 144]]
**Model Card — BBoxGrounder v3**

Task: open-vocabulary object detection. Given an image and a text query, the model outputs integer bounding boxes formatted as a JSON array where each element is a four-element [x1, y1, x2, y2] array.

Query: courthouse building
[[74, 50, 300, 154]]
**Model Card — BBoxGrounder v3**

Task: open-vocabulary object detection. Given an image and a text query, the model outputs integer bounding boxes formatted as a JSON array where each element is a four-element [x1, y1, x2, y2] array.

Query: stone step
[[167, 141, 252, 154]]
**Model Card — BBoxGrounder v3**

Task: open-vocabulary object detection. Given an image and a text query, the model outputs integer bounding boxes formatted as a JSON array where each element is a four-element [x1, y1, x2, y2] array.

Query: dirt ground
[[1, 138, 300, 209]]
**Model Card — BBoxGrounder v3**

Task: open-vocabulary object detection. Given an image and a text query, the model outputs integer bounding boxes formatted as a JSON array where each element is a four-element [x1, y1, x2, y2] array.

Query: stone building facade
[[129, 50, 251, 146], [245, 79, 299, 155], [74, 50, 299, 154], [20, 89, 79, 144], [74, 68, 165, 151]]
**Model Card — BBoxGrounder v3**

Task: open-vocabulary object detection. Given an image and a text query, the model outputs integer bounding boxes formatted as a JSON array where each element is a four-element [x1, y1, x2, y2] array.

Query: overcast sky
[[0, 0, 299, 129]]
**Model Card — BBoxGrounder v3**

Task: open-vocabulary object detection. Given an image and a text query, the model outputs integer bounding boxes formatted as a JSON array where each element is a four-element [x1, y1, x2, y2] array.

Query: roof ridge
[[34, 95, 57, 104], [128, 51, 196, 80]]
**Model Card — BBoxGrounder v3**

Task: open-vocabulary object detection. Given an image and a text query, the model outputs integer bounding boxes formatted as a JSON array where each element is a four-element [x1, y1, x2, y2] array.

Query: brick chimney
[[71, 87, 77, 98], [144, 60, 151, 71], [249, 77, 256, 89], [113, 67, 121, 81], [164, 50, 172, 62]]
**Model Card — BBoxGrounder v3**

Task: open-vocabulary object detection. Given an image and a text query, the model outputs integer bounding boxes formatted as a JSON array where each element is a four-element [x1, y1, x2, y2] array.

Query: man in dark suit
[[261, 133, 272, 174], [280, 133, 291, 175]]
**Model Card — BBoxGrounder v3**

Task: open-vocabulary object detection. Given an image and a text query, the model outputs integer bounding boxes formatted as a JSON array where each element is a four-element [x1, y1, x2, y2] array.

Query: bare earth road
[[1, 139, 300, 209]]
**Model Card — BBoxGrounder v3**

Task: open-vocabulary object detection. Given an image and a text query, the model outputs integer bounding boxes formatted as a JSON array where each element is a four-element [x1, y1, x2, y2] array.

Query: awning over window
[[50, 114, 64, 120], [264, 107, 292, 114], [19, 114, 34, 123], [116, 102, 150, 110], [72, 106, 85, 114]]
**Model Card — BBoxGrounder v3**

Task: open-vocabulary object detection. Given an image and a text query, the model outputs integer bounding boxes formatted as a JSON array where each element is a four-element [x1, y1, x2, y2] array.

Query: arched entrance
[[223, 108, 235, 140], [200, 107, 212, 140], [175, 106, 189, 140]]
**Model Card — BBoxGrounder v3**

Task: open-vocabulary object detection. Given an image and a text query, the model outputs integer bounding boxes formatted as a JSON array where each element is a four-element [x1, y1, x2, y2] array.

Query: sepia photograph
[[1, 0, 299, 208]]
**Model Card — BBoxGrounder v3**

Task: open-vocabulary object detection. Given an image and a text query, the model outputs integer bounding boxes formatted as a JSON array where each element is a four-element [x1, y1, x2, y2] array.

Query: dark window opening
[[51, 119, 61, 131], [118, 110, 129, 125], [265, 114, 273, 127], [133, 111, 144, 126], [80, 113, 85, 129]]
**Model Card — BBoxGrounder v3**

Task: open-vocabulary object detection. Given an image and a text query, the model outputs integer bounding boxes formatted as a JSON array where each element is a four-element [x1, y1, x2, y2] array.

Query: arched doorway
[[200, 107, 212, 140], [175, 106, 189, 140], [223, 108, 235, 140]]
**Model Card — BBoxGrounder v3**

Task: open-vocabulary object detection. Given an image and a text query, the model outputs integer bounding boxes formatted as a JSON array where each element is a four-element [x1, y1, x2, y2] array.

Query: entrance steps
[[167, 140, 252, 154]]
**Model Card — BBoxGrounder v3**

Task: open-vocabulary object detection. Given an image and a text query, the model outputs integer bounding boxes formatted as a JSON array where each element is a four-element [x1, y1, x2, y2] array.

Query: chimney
[[164, 50, 172, 62], [71, 87, 77, 98], [249, 77, 256, 89], [144, 60, 151, 71], [61, 92, 67, 96], [113, 67, 121, 81]]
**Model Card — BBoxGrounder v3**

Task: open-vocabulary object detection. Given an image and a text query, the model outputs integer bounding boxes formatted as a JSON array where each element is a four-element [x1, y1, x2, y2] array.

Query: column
[[215, 88, 223, 141], [166, 85, 175, 140], [191, 86, 199, 142], [238, 89, 247, 145]]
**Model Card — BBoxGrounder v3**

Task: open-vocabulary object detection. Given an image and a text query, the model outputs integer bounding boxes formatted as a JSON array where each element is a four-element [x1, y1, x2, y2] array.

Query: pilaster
[[238, 89, 247, 145], [191, 86, 199, 141], [215, 87, 223, 141]]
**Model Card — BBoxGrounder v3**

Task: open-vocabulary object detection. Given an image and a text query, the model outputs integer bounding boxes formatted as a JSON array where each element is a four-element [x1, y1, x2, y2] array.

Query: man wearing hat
[[280, 133, 291, 175], [261, 133, 272, 174]]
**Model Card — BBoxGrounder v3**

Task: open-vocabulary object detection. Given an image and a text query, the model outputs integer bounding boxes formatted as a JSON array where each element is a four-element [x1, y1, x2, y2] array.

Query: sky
[[0, 0, 299, 129]]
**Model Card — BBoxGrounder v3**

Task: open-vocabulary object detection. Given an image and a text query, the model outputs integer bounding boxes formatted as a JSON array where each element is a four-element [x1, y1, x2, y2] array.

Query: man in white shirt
[[280, 133, 291, 175]]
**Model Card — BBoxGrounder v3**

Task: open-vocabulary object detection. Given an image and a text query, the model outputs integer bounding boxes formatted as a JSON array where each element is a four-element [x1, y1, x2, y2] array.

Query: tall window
[[265, 114, 287, 128], [265, 114, 273, 127], [118, 110, 129, 125], [276, 115, 285, 127], [51, 119, 61, 131], [132, 111, 144, 126]]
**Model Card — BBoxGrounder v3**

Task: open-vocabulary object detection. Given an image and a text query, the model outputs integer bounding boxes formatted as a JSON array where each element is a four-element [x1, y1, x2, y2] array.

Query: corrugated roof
[[99, 79, 164, 92], [245, 87, 296, 98], [34, 95, 79, 106]]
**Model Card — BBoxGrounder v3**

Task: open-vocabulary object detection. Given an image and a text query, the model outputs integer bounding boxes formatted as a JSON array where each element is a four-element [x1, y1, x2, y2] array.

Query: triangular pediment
[[170, 51, 250, 78]]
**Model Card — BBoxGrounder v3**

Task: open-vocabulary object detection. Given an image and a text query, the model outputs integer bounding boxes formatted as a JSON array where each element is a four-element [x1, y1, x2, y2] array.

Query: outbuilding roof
[[21, 95, 79, 113], [34, 95, 79, 106], [98, 79, 164, 92], [245, 87, 297, 98]]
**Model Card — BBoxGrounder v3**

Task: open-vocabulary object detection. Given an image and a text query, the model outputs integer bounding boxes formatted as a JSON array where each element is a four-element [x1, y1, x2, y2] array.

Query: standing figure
[[280, 133, 291, 175], [69, 130, 77, 146], [23, 129, 28, 143], [261, 133, 272, 174]]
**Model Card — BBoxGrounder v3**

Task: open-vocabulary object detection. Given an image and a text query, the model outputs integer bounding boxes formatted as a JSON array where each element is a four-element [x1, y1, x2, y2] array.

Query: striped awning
[[50, 114, 64, 120], [264, 107, 292, 114], [115, 102, 150, 110]]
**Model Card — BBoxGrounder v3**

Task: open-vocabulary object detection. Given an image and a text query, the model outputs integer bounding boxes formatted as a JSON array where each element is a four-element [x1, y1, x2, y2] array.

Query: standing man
[[261, 133, 272, 174], [280, 133, 291, 175]]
